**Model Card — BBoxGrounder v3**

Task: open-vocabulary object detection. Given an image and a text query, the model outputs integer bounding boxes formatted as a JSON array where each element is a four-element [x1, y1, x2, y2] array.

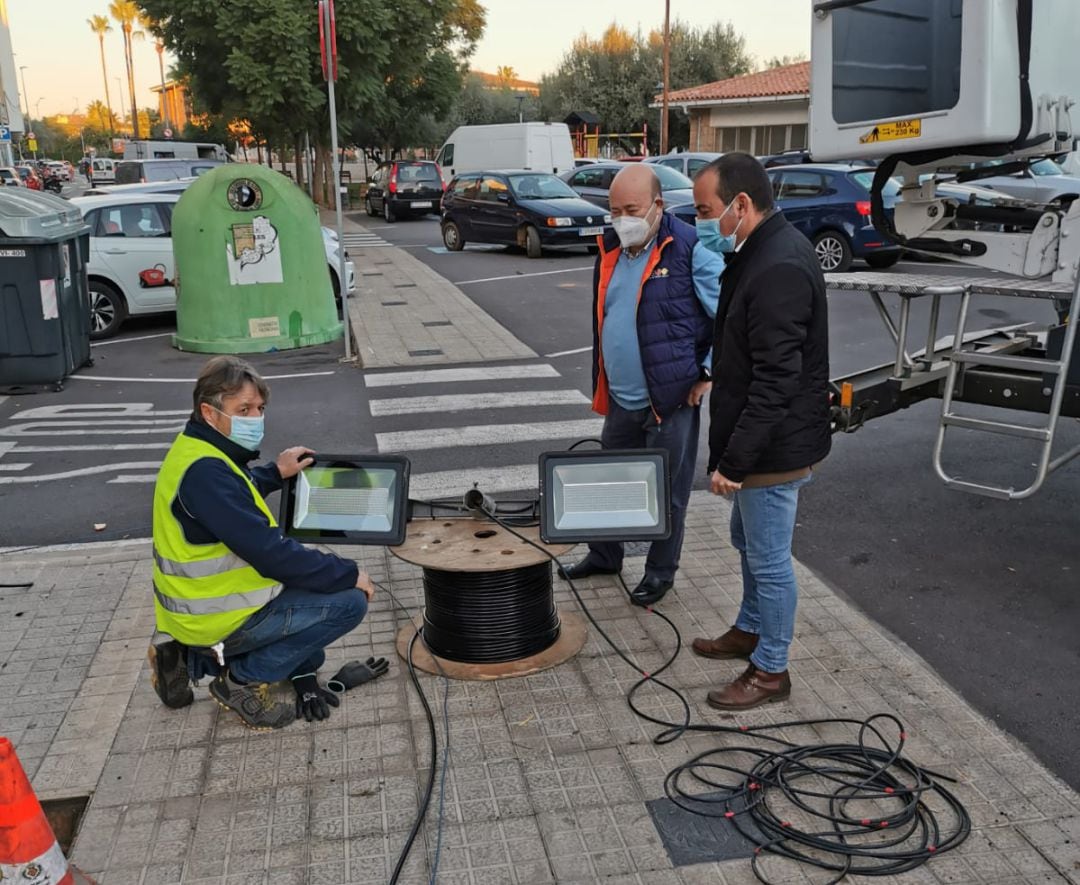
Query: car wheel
[[813, 231, 853, 273], [365, 196, 377, 218], [865, 252, 901, 270], [330, 267, 341, 302], [383, 200, 396, 223], [524, 225, 542, 259], [88, 280, 127, 340], [442, 221, 465, 251]]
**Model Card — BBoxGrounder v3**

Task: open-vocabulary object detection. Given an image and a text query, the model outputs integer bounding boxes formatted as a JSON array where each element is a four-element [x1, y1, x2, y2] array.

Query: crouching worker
[[148, 355, 385, 730]]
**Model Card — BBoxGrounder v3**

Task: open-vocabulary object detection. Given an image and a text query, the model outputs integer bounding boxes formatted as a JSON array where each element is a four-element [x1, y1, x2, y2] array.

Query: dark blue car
[[440, 170, 611, 258], [673, 164, 901, 272]]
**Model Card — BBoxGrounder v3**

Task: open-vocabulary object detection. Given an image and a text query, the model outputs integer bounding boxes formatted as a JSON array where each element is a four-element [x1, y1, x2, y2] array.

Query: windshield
[[508, 174, 579, 200], [851, 171, 901, 197], [649, 164, 693, 191], [1029, 159, 1064, 177]]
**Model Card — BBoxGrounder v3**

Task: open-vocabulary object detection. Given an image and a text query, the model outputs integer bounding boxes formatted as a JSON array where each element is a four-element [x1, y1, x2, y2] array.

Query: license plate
[[579, 226, 603, 236], [411, 201, 433, 208]]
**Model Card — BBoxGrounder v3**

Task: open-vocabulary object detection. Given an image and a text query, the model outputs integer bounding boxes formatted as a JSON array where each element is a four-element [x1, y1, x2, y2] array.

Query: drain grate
[[646, 792, 763, 866], [41, 795, 90, 855], [408, 349, 444, 357], [381, 300, 407, 306], [422, 321, 452, 328]]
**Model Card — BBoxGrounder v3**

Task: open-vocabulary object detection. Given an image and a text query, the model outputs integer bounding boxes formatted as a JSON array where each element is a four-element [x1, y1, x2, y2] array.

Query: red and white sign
[[318, 0, 339, 82], [163, 128, 173, 138]]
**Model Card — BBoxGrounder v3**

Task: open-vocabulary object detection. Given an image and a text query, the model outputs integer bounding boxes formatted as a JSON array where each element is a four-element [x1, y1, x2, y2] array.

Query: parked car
[[70, 193, 356, 339], [114, 158, 224, 185], [644, 151, 722, 178], [82, 178, 200, 197], [957, 158, 1080, 205], [15, 166, 41, 190], [435, 122, 575, 183], [573, 157, 600, 167], [559, 162, 695, 211], [672, 163, 901, 272], [0, 166, 23, 187], [440, 170, 611, 258], [45, 161, 71, 182], [89, 157, 117, 183], [364, 160, 444, 222]]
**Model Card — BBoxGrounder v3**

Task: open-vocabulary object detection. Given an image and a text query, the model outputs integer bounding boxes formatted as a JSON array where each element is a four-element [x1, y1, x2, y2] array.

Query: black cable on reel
[[421, 561, 561, 663]]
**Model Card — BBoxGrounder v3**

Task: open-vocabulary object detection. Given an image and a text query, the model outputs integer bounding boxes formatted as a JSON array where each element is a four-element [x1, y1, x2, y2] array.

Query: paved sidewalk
[[2, 493, 1078, 884], [324, 211, 536, 368]]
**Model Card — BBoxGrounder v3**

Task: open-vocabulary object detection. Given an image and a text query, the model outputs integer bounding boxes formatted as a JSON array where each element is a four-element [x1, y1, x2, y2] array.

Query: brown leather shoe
[[707, 663, 791, 711], [691, 627, 759, 661]]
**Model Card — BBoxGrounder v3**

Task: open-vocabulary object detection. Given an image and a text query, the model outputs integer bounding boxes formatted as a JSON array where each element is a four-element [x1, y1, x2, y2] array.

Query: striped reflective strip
[[0, 838, 68, 881], [154, 548, 249, 579], [154, 583, 283, 616]]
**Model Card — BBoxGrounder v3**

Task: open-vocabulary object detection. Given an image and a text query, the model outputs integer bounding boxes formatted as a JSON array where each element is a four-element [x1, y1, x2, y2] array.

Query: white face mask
[[611, 203, 658, 250]]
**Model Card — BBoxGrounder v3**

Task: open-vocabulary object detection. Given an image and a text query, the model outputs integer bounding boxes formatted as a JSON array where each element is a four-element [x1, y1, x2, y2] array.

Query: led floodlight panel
[[539, 449, 671, 544], [280, 455, 410, 546]]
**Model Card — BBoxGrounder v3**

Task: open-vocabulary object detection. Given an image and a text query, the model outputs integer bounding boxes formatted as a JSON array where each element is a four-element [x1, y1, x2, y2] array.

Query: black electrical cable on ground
[[487, 513, 972, 885], [420, 562, 560, 664]]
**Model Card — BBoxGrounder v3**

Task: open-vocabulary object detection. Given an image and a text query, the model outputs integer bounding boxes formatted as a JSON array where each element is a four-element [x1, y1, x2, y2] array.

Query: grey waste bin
[[0, 190, 92, 391]]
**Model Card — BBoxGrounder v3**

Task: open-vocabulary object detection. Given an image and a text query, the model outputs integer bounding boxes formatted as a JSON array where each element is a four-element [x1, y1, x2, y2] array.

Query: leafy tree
[[763, 53, 808, 70], [540, 19, 751, 153], [139, 0, 486, 203]]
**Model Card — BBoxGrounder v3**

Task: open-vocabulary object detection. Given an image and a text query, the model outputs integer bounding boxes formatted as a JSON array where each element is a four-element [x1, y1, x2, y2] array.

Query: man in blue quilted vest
[[558, 164, 725, 606]]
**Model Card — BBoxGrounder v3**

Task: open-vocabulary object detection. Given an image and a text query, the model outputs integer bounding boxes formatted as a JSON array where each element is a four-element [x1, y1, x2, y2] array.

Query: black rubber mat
[[646, 791, 763, 866]]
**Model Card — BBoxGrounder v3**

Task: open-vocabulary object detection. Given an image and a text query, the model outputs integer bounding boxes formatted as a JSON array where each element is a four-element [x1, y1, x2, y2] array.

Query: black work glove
[[291, 672, 340, 722], [327, 657, 390, 693]]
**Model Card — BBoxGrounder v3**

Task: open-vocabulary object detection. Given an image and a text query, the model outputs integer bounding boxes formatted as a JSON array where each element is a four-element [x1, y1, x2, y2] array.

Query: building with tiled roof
[[651, 61, 810, 156]]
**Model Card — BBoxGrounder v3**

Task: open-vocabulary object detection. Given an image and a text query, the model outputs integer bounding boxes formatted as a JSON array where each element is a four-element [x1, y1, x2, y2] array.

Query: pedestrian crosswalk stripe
[[340, 232, 391, 248], [365, 364, 559, 388], [377, 419, 603, 453], [409, 464, 541, 499], [369, 389, 589, 417]]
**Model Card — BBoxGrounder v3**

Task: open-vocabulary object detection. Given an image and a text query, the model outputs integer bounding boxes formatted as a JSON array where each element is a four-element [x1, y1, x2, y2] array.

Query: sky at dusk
[[6, 0, 811, 118]]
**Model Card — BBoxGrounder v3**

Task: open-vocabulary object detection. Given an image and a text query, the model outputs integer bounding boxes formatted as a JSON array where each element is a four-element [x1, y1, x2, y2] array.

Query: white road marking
[[0, 463, 31, 471], [0, 461, 162, 484], [545, 346, 592, 358], [369, 389, 589, 417], [365, 364, 559, 388], [409, 464, 540, 499], [91, 332, 174, 347], [0, 396, 8, 408], [68, 371, 335, 383], [0, 420, 184, 437], [9, 442, 172, 453], [107, 475, 158, 484], [455, 266, 594, 286], [16, 404, 188, 420], [377, 419, 603, 452]]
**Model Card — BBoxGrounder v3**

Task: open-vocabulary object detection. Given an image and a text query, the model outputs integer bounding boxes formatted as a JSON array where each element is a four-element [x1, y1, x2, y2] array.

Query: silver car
[[962, 158, 1080, 204]]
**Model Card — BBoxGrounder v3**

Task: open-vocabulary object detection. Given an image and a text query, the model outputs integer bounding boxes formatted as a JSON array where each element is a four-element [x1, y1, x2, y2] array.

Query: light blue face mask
[[696, 200, 744, 254], [215, 407, 265, 450]]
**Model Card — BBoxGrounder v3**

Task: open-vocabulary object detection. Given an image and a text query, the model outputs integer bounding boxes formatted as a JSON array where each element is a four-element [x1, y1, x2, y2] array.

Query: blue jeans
[[731, 475, 812, 673], [587, 399, 700, 583], [188, 586, 368, 684]]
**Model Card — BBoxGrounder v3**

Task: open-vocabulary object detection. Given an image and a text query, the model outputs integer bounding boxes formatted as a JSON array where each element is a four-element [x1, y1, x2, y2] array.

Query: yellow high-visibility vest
[[151, 433, 283, 646]]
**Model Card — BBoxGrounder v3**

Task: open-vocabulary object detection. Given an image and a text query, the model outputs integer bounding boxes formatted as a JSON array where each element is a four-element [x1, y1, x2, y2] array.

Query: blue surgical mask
[[215, 407, 265, 450], [696, 201, 743, 254]]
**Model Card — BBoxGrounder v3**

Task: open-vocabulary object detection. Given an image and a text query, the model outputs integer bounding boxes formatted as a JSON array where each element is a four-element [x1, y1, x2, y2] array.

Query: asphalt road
[[1, 208, 1077, 791]]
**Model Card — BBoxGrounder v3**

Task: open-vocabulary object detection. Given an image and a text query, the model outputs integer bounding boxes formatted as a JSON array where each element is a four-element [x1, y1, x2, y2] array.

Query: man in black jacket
[[689, 153, 831, 710]]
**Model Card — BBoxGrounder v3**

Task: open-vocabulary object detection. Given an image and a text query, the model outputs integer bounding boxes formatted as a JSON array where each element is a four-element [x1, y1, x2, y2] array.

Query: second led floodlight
[[538, 449, 671, 544], [279, 455, 410, 546]]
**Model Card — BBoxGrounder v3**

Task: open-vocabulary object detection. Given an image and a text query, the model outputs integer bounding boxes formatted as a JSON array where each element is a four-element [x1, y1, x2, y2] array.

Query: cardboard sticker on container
[[226, 215, 284, 286], [248, 316, 281, 339], [40, 279, 59, 320], [859, 119, 921, 144]]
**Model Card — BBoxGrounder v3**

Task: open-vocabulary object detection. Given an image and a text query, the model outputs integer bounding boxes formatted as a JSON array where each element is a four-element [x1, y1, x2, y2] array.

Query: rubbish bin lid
[[0, 189, 88, 240]]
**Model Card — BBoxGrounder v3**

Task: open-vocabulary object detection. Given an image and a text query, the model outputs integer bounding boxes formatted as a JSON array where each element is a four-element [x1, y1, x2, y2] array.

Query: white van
[[90, 157, 116, 183], [124, 140, 228, 161], [435, 122, 575, 183]]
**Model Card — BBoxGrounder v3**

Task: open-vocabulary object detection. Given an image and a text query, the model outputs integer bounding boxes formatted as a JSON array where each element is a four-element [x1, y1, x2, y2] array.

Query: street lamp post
[[515, 94, 525, 124], [661, 0, 670, 155]]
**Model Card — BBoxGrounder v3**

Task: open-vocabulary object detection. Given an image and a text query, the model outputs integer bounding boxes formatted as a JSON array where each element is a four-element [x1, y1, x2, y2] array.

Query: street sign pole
[[320, 0, 351, 361]]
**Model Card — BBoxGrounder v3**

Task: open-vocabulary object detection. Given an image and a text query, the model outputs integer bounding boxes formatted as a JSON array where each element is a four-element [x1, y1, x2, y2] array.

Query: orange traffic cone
[[0, 736, 75, 884]]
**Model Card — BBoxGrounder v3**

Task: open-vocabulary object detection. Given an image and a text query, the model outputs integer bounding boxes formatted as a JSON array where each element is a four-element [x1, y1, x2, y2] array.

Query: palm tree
[[87, 15, 115, 136], [109, 0, 142, 140], [496, 65, 518, 88]]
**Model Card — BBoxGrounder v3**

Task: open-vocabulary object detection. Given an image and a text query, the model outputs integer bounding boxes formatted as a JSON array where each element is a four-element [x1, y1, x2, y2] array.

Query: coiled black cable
[[488, 513, 972, 885], [421, 562, 561, 663]]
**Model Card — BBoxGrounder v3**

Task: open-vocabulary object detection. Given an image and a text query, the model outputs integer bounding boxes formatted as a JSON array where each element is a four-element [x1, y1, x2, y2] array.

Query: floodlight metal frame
[[279, 453, 411, 546], [538, 448, 671, 544]]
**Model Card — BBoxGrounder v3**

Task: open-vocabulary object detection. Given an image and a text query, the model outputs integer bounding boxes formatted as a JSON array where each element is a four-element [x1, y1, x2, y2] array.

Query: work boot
[[707, 663, 791, 711], [209, 670, 295, 730], [691, 627, 759, 661], [147, 633, 193, 709]]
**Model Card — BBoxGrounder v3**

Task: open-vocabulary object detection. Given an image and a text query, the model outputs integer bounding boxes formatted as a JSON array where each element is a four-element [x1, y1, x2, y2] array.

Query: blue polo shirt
[[601, 240, 724, 411]]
